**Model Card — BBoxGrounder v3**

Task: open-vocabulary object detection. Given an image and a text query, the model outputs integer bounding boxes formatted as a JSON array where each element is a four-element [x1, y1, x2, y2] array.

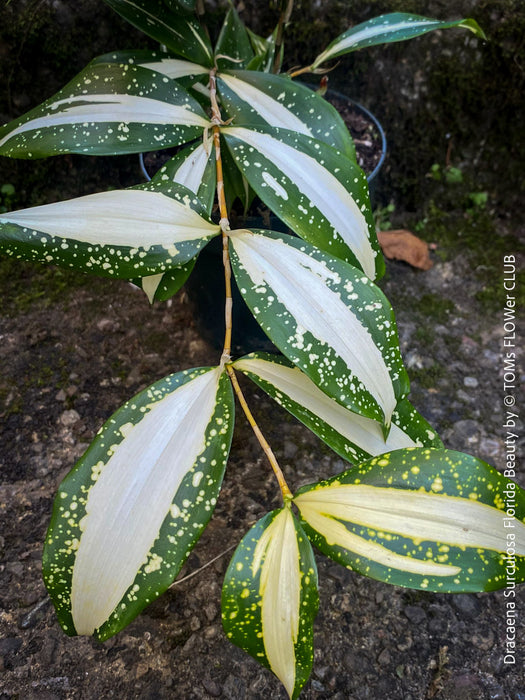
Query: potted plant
[[0, 2, 523, 698]]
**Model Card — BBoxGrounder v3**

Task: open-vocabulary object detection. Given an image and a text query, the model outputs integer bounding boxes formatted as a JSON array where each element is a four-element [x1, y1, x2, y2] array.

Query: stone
[[403, 605, 427, 625], [451, 594, 480, 618], [222, 674, 246, 699], [96, 318, 119, 332], [440, 672, 482, 700], [0, 637, 22, 656], [479, 436, 503, 458], [59, 409, 80, 427], [201, 679, 221, 697], [19, 598, 50, 630], [471, 630, 494, 651], [377, 649, 391, 665], [451, 419, 480, 447]]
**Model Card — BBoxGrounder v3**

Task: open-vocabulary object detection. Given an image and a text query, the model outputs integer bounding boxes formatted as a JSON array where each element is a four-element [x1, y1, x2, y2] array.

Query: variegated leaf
[[234, 353, 441, 464], [222, 126, 382, 279], [152, 137, 216, 214], [229, 230, 409, 430], [0, 62, 209, 159], [0, 181, 219, 278], [102, 0, 213, 66], [92, 50, 209, 81], [43, 366, 234, 640], [133, 258, 196, 304], [132, 138, 215, 301], [312, 13, 486, 68], [217, 71, 355, 159], [215, 7, 255, 70], [222, 508, 318, 699], [164, 0, 196, 11], [246, 27, 271, 57], [246, 27, 277, 68], [295, 448, 525, 592]]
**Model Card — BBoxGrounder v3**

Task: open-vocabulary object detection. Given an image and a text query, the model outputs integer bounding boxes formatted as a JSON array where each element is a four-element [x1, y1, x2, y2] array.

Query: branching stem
[[209, 71, 291, 502], [226, 365, 293, 502], [210, 70, 233, 362], [288, 64, 314, 78]]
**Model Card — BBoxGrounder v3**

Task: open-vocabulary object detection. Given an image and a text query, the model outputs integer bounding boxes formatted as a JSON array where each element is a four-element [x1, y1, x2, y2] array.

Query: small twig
[[169, 543, 238, 588], [288, 63, 338, 79], [445, 138, 453, 168], [288, 64, 314, 79]]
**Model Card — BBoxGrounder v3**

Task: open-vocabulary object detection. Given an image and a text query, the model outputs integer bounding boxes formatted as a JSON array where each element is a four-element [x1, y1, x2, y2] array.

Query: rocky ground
[[0, 204, 524, 698]]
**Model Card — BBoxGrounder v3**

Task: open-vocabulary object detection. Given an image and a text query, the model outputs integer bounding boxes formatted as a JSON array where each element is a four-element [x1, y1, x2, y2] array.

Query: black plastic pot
[[140, 92, 386, 356], [185, 224, 284, 356]]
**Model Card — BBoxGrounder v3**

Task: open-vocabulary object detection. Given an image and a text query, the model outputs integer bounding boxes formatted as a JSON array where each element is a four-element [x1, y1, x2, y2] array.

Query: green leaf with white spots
[[133, 135, 214, 299], [217, 71, 355, 159], [91, 50, 209, 82], [221, 142, 253, 214], [0, 181, 219, 279], [102, 0, 213, 66], [222, 125, 382, 279], [294, 447, 525, 593], [0, 62, 209, 159], [133, 258, 196, 304], [312, 13, 486, 69], [245, 26, 278, 72], [43, 365, 234, 641], [234, 353, 442, 464], [151, 137, 216, 215], [246, 27, 270, 57], [229, 230, 409, 431], [222, 507, 318, 700], [215, 8, 255, 70], [130, 134, 215, 300], [163, 0, 196, 12]]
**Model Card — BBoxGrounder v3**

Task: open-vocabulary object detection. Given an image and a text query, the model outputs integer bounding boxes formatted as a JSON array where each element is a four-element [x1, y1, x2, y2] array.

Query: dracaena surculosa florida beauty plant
[[1, 2, 523, 697]]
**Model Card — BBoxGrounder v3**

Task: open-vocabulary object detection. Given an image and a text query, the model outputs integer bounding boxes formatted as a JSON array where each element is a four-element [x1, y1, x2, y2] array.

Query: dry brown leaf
[[377, 229, 434, 270]]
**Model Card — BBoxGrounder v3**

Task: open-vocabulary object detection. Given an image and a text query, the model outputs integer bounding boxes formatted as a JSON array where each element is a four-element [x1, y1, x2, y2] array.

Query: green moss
[[0, 384, 23, 416], [28, 362, 54, 389], [409, 363, 447, 390], [475, 267, 525, 313], [0, 257, 92, 317], [410, 293, 454, 324], [413, 325, 436, 345], [413, 198, 525, 313]]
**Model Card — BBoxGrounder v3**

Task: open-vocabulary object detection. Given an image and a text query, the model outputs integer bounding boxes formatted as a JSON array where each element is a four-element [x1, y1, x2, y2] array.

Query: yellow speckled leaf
[[294, 447, 525, 592], [222, 508, 318, 699], [43, 366, 234, 640]]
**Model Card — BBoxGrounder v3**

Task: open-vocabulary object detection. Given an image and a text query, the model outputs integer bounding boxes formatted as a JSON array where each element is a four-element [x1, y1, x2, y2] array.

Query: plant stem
[[226, 365, 293, 502], [288, 65, 314, 78], [209, 71, 291, 502], [272, 0, 294, 74], [210, 70, 233, 361]]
